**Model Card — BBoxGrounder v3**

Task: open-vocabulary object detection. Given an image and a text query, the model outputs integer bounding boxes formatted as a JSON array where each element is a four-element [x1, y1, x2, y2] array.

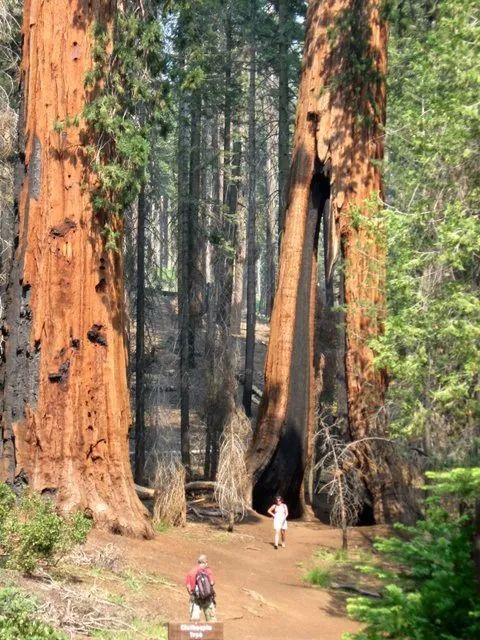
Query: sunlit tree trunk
[[0, 0, 152, 536], [231, 193, 246, 335], [248, 0, 411, 522], [243, 0, 257, 417]]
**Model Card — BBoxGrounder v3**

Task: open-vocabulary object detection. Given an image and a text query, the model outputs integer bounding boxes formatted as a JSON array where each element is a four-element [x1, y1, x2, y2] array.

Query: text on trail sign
[[168, 622, 224, 640]]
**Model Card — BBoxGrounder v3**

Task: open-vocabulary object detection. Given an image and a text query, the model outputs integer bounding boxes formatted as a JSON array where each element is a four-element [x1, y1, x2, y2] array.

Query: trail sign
[[168, 622, 224, 640]]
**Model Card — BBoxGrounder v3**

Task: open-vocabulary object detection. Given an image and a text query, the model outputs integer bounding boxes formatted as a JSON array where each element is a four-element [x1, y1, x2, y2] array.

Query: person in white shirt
[[267, 495, 289, 549]]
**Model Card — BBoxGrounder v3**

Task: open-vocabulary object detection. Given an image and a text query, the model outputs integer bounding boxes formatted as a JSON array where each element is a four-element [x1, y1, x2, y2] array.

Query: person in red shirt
[[185, 554, 217, 622]]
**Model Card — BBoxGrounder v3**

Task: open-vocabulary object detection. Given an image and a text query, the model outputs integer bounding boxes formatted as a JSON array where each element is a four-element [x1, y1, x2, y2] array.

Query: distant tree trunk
[[223, 6, 233, 201], [277, 0, 290, 242], [199, 118, 208, 292], [203, 6, 242, 474], [231, 193, 246, 335], [188, 91, 203, 368], [248, 0, 411, 523], [219, 138, 241, 325], [177, 78, 191, 475], [134, 185, 147, 484], [243, 2, 257, 417], [204, 115, 221, 478], [160, 195, 169, 287], [0, 0, 152, 537], [264, 136, 277, 318]]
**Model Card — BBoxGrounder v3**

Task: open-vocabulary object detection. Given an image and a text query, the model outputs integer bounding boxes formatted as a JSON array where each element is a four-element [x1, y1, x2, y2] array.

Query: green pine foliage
[[374, 0, 480, 460], [83, 11, 169, 246], [0, 484, 91, 575], [344, 468, 480, 640]]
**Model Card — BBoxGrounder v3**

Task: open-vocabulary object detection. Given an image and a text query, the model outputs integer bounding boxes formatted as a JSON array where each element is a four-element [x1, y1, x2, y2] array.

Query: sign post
[[168, 622, 224, 640]]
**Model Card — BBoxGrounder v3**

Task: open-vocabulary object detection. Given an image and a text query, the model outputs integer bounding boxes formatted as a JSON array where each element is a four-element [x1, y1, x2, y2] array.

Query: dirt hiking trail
[[87, 515, 370, 640]]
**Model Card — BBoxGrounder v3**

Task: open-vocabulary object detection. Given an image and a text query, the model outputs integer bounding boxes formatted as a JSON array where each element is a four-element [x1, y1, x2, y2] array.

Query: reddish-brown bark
[[248, 0, 413, 522], [0, 0, 152, 537]]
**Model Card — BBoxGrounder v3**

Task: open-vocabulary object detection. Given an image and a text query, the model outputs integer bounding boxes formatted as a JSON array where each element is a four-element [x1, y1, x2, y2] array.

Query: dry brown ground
[[80, 515, 375, 640]]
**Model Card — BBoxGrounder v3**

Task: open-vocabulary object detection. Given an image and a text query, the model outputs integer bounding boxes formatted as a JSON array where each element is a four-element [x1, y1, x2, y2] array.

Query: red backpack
[[194, 569, 213, 601]]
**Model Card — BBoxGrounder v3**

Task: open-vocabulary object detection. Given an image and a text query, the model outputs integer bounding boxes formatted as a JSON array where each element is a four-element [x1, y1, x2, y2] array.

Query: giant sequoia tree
[[248, 0, 412, 522], [0, 0, 152, 537]]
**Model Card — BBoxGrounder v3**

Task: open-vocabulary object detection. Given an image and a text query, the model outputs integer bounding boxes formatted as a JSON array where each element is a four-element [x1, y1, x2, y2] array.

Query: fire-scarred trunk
[[248, 0, 413, 522], [0, 0, 152, 537]]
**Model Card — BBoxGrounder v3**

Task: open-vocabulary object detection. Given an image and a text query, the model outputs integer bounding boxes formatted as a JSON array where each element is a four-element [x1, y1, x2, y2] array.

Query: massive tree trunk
[[248, 0, 411, 523], [0, 0, 152, 537]]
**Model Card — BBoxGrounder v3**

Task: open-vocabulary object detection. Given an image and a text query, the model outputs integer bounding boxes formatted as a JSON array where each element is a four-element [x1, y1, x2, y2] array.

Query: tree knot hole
[[95, 278, 107, 294], [87, 324, 108, 347]]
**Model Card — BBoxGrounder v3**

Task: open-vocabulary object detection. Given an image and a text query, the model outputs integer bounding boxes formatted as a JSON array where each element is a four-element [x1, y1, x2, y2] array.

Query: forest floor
[[1, 515, 387, 639]]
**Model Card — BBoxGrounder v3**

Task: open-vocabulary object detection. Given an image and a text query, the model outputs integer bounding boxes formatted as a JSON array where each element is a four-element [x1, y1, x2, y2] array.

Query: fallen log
[[330, 583, 381, 598], [185, 481, 217, 492], [135, 484, 155, 500], [187, 505, 223, 517], [135, 481, 217, 501]]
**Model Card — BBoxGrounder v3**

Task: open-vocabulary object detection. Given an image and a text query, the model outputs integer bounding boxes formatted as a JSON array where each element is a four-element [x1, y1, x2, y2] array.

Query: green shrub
[[0, 485, 92, 574], [344, 468, 480, 640], [0, 588, 66, 639], [303, 566, 332, 588], [0, 484, 15, 539]]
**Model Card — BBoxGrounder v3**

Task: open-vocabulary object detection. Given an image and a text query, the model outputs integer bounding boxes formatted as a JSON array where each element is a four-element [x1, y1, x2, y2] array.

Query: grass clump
[[314, 548, 349, 564], [0, 483, 92, 574], [0, 587, 66, 639], [153, 519, 170, 534], [303, 566, 332, 588], [92, 619, 167, 639]]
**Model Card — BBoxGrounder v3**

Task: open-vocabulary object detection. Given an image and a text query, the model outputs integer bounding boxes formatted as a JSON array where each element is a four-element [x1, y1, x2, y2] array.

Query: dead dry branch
[[214, 408, 251, 531], [152, 455, 187, 527], [315, 413, 364, 550], [68, 543, 123, 573], [33, 572, 133, 637]]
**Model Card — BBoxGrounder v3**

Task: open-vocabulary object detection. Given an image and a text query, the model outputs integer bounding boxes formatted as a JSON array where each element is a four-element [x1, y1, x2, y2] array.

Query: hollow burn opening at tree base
[[312, 489, 376, 526], [251, 159, 380, 527], [251, 161, 333, 522]]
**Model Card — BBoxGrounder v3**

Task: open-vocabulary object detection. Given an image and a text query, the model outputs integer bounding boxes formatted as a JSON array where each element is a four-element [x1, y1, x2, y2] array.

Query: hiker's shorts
[[190, 597, 217, 622]]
